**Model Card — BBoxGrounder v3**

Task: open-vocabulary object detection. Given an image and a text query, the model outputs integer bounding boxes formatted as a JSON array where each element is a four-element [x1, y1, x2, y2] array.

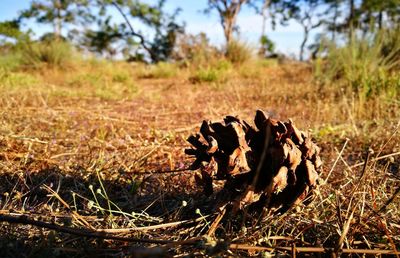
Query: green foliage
[[137, 62, 178, 79], [315, 29, 400, 98], [0, 52, 23, 72], [189, 59, 231, 84], [80, 18, 123, 58], [225, 40, 253, 65], [0, 69, 39, 89], [0, 20, 26, 41], [19, 0, 92, 38], [20, 40, 74, 68], [189, 68, 220, 83], [259, 35, 275, 57], [358, 0, 400, 30], [83, 0, 183, 63]]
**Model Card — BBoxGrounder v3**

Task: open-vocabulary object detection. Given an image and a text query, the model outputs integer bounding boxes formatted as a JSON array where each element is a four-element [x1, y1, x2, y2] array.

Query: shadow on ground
[[0, 166, 210, 257]]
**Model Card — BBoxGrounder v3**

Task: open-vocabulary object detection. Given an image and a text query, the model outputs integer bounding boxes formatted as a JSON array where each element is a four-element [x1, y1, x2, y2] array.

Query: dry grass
[[0, 61, 399, 257]]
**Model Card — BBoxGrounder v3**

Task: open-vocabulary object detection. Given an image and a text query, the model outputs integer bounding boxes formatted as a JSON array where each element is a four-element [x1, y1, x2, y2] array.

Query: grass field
[[0, 60, 399, 257]]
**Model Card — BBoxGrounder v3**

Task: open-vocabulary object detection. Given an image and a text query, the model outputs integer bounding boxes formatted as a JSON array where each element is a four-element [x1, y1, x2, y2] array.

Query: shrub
[[190, 68, 220, 83], [172, 32, 222, 68], [315, 28, 400, 98], [189, 58, 232, 84], [137, 62, 177, 79], [20, 40, 74, 68], [225, 40, 253, 65]]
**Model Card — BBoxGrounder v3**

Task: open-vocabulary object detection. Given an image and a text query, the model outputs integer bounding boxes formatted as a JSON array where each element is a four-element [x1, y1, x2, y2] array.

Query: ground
[[0, 61, 399, 257]]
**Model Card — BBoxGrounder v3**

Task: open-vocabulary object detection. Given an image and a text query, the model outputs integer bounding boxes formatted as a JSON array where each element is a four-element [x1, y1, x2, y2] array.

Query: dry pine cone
[[185, 110, 322, 214]]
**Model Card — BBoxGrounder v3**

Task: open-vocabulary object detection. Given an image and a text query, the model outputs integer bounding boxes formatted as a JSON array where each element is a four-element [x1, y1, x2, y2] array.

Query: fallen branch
[[229, 244, 400, 255], [350, 151, 400, 168], [0, 213, 200, 245]]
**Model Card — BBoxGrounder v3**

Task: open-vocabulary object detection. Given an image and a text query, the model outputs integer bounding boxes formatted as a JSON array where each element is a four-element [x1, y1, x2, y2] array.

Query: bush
[[189, 60, 232, 84], [20, 40, 74, 68], [190, 68, 220, 83], [225, 40, 253, 65], [315, 28, 400, 98], [172, 32, 222, 68], [137, 62, 177, 79]]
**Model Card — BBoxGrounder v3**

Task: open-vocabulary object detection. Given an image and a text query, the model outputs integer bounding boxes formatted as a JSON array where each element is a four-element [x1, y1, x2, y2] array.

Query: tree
[[87, 0, 184, 62], [19, 0, 92, 40], [348, 0, 356, 39], [79, 17, 124, 58], [0, 20, 25, 42], [358, 0, 400, 32], [259, 0, 276, 57], [257, 0, 302, 58], [0, 19, 30, 54], [323, 0, 345, 41], [204, 0, 249, 46], [258, 35, 275, 57], [292, 0, 324, 61]]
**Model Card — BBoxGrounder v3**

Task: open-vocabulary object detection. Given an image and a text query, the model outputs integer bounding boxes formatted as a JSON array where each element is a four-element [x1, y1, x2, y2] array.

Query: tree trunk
[[300, 28, 309, 61], [221, 0, 247, 46], [223, 18, 234, 46], [378, 10, 383, 29], [259, 0, 271, 57], [332, 1, 339, 41], [54, 0, 62, 40], [348, 0, 355, 40]]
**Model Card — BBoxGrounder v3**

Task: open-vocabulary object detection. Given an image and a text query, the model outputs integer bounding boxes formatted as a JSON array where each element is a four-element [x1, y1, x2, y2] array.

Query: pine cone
[[185, 110, 322, 214]]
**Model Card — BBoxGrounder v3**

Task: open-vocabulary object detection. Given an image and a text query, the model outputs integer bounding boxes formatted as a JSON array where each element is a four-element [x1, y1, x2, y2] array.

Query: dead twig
[[98, 217, 206, 233], [350, 151, 400, 168], [207, 205, 227, 237], [0, 213, 201, 245], [229, 244, 400, 255], [324, 138, 349, 184]]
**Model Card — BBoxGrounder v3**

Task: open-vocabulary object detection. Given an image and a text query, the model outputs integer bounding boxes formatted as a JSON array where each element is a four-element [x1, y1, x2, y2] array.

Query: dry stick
[[8, 135, 48, 144], [50, 152, 82, 160], [335, 208, 355, 254], [335, 190, 344, 229], [229, 244, 400, 255], [373, 120, 400, 163], [292, 243, 297, 258], [207, 205, 227, 237], [350, 151, 400, 168], [139, 167, 192, 175], [44, 185, 94, 230], [350, 186, 400, 251], [378, 185, 400, 214], [324, 138, 349, 184], [0, 214, 201, 245], [97, 217, 206, 233], [334, 150, 372, 256], [376, 216, 400, 258], [348, 149, 372, 200]]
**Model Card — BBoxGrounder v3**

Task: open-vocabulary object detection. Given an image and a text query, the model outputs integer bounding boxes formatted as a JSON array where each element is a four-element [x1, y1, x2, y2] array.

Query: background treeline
[[0, 0, 399, 98]]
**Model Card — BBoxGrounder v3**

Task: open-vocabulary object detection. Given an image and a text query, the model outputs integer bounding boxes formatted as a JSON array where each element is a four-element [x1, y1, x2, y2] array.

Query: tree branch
[[111, 1, 156, 61]]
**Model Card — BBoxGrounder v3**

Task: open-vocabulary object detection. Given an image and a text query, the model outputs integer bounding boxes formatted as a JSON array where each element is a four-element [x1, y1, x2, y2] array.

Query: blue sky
[[0, 0, 322, 57]]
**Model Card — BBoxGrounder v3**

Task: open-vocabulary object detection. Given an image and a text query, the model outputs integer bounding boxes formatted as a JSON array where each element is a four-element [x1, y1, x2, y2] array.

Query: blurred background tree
[[0, 0, 398, 63]]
